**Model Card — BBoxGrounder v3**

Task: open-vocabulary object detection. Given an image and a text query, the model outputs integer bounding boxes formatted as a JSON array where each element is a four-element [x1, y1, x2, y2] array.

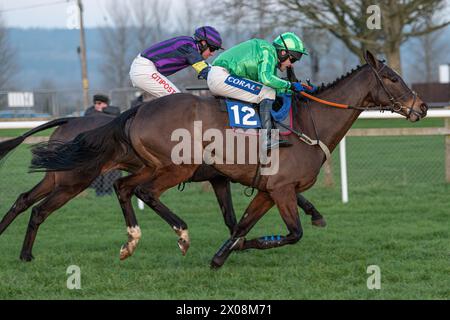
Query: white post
[[138, 199, 144, 210], [439, 64, 449, 83], [340, 136, 349, 203]]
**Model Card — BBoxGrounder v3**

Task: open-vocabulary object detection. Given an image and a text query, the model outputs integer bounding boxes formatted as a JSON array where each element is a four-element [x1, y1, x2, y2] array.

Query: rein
[[282, 67, 331, 162], [279, 62, 420, 162], [300, 90, 398, 112]]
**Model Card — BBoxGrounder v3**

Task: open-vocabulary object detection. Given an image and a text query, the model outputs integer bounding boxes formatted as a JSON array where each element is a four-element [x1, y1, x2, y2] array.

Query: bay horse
[[30, 51, 427, 268], [0, 111, 324, 261]]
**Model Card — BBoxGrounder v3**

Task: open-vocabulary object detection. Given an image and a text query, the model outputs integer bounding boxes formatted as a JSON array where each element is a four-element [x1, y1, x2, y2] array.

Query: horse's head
[[364, 50, 428, 122]]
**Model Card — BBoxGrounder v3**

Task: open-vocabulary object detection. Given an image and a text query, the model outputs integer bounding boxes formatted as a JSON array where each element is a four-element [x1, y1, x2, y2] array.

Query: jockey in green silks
[[208, 32, 315, 149]]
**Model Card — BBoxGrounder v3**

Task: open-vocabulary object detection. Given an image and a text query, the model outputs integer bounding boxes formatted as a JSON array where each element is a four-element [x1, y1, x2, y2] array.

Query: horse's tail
[[30, 107, 140, 173], [0, 117, 74, 162]]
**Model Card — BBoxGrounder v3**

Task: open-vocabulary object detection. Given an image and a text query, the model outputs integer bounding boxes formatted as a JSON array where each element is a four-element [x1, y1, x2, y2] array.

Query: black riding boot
[[259, 99, 292, 150]]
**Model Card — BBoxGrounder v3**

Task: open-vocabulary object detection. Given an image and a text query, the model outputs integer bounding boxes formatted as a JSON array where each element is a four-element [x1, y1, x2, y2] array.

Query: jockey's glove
[[290, 82, 305, 92], [198, 65, 211, 80], [291, 81, 317, 94], [305, 79, 318, 93]]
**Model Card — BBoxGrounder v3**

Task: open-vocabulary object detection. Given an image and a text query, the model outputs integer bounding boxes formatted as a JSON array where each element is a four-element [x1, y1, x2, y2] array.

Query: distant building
[[412, 64, 450, 108], [412, 83, 450, 108]]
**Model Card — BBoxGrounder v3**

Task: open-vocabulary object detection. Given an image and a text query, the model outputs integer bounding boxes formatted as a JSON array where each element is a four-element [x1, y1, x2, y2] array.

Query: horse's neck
[[298, 65, 375, 153]]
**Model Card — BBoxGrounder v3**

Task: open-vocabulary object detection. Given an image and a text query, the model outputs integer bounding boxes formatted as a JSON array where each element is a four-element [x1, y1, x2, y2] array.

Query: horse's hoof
[[174, 228, 190, 256], [20, 252, 34, 262], [312, 218, 327, 227], [119, 244, 131, 261], [210, 257, 224, 270], [177, 238, 190, 256]]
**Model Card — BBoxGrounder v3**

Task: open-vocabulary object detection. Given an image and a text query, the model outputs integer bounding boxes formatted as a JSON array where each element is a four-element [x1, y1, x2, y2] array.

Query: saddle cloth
[[216, 95, 293, 136]]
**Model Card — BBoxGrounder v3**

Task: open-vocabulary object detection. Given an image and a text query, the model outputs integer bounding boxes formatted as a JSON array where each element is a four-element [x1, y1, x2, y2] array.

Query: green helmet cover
[[273, 32, 308, 55]]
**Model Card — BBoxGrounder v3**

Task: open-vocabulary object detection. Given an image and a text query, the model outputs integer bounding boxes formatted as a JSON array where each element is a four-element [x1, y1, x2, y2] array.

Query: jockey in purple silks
[[129, 26, 223, 98]]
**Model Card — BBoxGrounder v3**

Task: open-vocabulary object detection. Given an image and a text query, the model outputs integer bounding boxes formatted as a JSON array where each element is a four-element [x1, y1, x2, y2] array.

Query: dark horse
[[0, 111, 324, 261], [30, 51, 427, 268]]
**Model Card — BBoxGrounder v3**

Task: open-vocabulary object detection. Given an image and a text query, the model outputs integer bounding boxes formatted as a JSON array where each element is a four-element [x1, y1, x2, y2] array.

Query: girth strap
[[276, 121, 331, 162], [244, 164, 261, 197]]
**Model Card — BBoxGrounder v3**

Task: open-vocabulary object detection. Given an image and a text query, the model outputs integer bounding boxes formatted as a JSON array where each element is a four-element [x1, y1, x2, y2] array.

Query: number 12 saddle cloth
[[223, 94, 293, 136]]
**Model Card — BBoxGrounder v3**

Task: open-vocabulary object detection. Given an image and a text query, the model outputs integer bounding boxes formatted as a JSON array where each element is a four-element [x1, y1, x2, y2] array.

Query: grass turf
[[0, 139, 448, 299]]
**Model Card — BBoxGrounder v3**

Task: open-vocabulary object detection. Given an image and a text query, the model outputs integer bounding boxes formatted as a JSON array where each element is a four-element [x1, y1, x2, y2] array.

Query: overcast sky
[[0, 0, 184, 28]]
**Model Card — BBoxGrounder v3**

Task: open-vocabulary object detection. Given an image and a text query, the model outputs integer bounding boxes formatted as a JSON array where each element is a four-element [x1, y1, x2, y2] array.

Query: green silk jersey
[[212, 39, 291, 92]]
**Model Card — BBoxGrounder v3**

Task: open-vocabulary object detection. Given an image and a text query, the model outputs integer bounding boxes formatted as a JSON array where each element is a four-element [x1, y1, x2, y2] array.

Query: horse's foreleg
[[113, 167, 155, 261], [296, 193, 326, 227], [209, 176, 237, 235], [210, 191, 274, 269], [19, 183, 87, 261], [239, 185, 303, 251], [0, 173, 55, 236], [134, 165, 198, 256]]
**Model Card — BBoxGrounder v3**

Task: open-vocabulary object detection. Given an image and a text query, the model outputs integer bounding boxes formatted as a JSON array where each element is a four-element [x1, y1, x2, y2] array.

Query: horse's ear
[[364, 50, 379, 69]]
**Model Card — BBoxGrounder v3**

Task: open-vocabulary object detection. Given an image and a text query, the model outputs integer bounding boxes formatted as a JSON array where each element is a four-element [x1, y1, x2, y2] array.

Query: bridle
[[291, 63, 423, 120], [280, 64, 424, 164], [364, 62, 422, 119]]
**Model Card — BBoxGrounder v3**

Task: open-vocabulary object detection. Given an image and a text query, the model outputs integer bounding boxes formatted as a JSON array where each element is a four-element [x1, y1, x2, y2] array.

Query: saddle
[[215, 95, 293, 136]]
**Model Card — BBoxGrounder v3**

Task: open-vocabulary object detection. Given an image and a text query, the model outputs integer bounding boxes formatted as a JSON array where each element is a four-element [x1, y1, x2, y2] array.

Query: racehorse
[[30, 51, 427, 268], [0, 111, 324, 261]]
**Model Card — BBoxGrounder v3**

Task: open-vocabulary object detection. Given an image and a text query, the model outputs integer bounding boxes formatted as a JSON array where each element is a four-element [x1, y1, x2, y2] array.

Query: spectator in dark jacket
[[85, 93, 121, 116], [84, 93, 122, 196]]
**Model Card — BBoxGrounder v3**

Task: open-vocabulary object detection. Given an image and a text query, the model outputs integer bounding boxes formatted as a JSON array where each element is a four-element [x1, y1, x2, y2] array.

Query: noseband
[[367, 63, 422, 119]]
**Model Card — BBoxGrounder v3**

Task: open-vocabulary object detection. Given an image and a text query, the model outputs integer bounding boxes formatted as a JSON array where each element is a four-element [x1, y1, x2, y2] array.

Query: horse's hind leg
[[296, 194, 326, 227], [133, 165, 199, 256], [113, 167, 155, 260], [209, 176, 237, 235], [189, 167, 237, 235], [134, 185, 189, 256], [19, 183, 88, 261], [0, 173, 55, 236]]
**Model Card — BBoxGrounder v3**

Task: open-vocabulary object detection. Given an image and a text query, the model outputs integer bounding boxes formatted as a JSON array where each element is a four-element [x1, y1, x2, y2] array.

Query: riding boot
[[259, 99, 292, 150]]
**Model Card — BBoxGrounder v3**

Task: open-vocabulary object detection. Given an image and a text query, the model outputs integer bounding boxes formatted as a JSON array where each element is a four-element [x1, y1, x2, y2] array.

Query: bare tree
[[247, 0, 276, 38], [210, 0, 270, 38], [100, 0, 133, 89], [276, 0, 450, 74], [0, 12, 17, 90], [300, 26, 333, 82], [408, 13, 449, 82], [212, 0, 449, 75], [130, 0, 171, 50], [175, 0, 199, 35], [210, 0, 260, 43], [168, 0, 205, 89], [100, 0, 174, 89], [131, 0, 153, 51]]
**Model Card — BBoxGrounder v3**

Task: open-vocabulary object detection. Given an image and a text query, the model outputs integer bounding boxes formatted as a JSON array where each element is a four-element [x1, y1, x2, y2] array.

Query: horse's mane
[[315, 64, 367, 94]]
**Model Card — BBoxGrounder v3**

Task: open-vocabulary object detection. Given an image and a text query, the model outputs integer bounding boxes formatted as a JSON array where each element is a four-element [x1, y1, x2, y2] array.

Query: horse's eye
[[390, 77, 398, 83]]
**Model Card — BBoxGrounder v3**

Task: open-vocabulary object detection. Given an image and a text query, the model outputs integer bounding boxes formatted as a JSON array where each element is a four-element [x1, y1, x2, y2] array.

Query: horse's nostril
[[420, 103, 428, 116]]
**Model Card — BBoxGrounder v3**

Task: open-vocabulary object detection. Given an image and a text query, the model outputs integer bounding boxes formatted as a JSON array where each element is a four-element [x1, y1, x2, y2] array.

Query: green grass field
[[0, 126, 449, 299]]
